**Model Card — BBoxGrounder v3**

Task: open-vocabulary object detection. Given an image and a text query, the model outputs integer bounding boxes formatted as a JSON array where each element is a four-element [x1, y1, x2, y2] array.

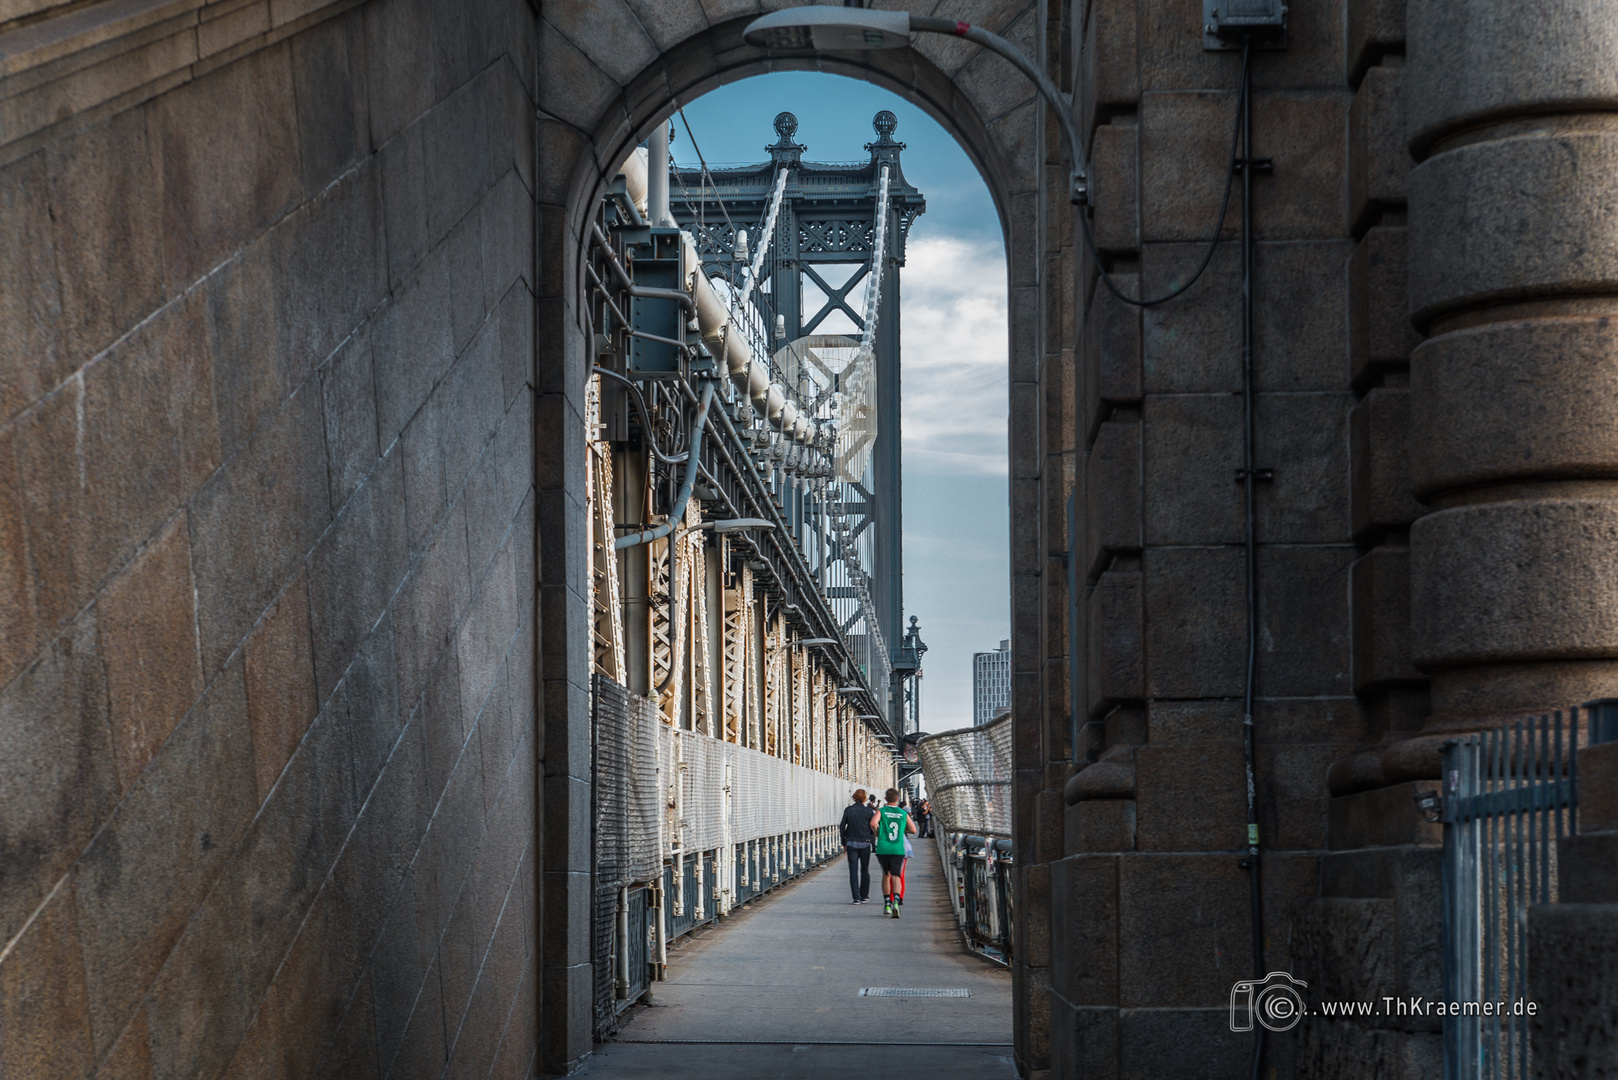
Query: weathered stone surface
[[1351, 388, 1422, 541], [0, 613, 115, 947], [363, 0, 437, 148], [1351, 545, 1421, 692], [1117, 855, 1250, 1006], [1257, 741, 1356, 850], [272, 158, 388, 390], [1529, 903, 1618, 1075], [1089, 122, 1138, 253], [0, 151, 65, 426], [45, 105, 165, 367], [1327, 782, 1442, 849], [149, 44, 302, 286], [1252, 91, 1351, 240], [202, 243, 284, 458], [1349, 64, 1411, 229], [14, 293, 220, 635], [423, 79, 492, 250], [1144, 547, 1244, 699], [1086, 271, 1142, 426], [243, 570, 318, 804], [1578, 740, 1618, 833], [1087, 570, 1143, 709], [1410, 131, 1618, 323], [189, 381, 330, 677], [374, 244, 456, 445], [1052, 855, 1119, 1007], [0, 884, 94, 1079], [320, 323, 381, 514], [1348, 225, 1418, 385], [1405, 0, 1618, 152], [308, 449, 409, 701], [1559, 833, 1618, 903], [1140, 0, 1345, 90], [1255, 392, 1352, 543], [1086, 419, 1140, 570], [1412, 498, 1618, 669], [1254, 241, 1354, 392], [1081, 0, 1139, 130], [1065, 799, 1136, 854], [1140, 242, 1241, 393], [1143, 394, 1241, 545], [1298, 1019, 1441, 1080], [98, 514, 204, 791], [0, 428, 40, 742], [1412, 316, 1618, 499], [1119, 1008, 1254, 1080], [290, 13, 368, 198], [1140, 93, 1240, 245], [1258, 545, 1354, 697], [75, 660, 257, 1058], [1133, 744, 1246, 852], [1348, 0, 1407, 81]]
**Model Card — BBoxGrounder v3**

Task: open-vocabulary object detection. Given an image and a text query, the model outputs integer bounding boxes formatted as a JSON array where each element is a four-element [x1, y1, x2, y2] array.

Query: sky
[[673, 73, 1010, 731]]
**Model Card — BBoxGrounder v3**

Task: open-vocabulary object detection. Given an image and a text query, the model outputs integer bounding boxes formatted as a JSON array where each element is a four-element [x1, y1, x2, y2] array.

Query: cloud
[[898, 234, 1010, 476]]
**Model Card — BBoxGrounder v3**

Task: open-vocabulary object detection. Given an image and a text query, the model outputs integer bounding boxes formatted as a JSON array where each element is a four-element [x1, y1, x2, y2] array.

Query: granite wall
[[0, 2, 540, 1078], [1057, 0, 1436, 1074]]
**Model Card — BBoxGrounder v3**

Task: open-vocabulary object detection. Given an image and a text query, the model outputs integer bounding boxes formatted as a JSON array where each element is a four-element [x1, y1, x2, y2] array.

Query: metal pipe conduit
[[614, 380, 715, 551]]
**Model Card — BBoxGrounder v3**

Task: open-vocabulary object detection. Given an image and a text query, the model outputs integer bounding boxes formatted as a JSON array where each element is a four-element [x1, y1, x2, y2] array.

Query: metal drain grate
[[858, 987, 971, 998]]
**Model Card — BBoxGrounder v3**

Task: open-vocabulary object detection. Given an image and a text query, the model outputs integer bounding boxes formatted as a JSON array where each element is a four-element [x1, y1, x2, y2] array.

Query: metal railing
[[916, 715, 1014, 963], [1440, 710, 1581, 1080]]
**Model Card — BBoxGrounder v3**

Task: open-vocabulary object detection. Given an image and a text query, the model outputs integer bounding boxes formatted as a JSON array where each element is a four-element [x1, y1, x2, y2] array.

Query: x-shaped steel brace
[[801, 263, 869, 335]]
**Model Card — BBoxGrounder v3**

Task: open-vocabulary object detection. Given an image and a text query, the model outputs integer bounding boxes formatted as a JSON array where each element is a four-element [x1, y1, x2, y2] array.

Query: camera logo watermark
[[1229, 973, 1541, 1032], [1229, 972, 1308, 1032]]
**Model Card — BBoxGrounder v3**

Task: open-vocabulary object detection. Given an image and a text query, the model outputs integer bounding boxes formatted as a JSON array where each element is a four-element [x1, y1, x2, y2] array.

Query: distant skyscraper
[[972, 639, 1012, 726]]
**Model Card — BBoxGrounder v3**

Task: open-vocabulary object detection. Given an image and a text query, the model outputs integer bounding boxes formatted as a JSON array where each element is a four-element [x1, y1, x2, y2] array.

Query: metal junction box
[[1203, 0, 1287, 49]]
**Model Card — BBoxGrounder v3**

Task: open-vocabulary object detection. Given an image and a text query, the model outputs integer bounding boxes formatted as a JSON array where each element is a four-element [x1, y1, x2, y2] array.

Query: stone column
[[1396, 0, 1618, 779]]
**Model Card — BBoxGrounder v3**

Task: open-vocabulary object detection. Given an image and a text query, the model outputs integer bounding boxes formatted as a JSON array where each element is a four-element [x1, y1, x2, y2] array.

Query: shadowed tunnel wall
[[1, 2, 540, 1077]]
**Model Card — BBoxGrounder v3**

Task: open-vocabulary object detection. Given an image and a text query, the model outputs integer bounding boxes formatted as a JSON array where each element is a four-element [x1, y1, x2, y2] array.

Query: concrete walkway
[[574, 843, 1015, 1078]]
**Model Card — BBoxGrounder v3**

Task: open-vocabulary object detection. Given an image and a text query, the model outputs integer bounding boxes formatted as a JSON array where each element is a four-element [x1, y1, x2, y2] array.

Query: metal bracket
[[1234, 157, 1274, 174], [1234, 468, 1274, 483]]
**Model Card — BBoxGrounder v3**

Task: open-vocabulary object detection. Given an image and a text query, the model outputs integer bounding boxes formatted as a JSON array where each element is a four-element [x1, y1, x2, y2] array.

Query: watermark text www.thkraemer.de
[[1229, 972, 1540, 1033]]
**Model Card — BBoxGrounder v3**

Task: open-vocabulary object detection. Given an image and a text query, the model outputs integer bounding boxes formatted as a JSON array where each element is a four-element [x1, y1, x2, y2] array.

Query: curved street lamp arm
[[908, 17, 1088, 204]]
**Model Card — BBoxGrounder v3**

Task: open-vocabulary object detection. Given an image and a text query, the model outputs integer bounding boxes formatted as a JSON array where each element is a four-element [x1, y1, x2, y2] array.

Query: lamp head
[[744, 8, 912, 51], [710, 517, 776, 533]]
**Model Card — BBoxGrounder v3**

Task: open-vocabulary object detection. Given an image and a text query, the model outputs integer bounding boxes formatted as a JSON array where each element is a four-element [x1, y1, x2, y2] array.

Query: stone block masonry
[[0, 3, 540, 1079]]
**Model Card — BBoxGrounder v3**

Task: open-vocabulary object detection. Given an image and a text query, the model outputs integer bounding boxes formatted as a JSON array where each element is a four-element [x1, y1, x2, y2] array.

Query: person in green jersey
[[870, 788, 917, 917]]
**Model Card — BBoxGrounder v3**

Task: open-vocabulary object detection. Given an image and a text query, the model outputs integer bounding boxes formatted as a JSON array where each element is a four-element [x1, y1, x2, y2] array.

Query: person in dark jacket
[[840, 789, 876, 903]]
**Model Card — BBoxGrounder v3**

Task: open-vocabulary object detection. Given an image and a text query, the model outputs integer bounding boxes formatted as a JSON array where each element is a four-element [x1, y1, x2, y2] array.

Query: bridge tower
[[670, 110, 925, 731]]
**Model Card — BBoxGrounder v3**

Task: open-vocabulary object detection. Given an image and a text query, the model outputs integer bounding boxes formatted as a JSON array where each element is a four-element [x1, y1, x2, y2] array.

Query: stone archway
[[528, 4, 1072, 1073]]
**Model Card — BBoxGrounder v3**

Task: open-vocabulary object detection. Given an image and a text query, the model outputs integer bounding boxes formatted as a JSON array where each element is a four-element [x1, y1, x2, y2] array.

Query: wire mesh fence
[[592, 675, 891, 1031], [915, 712, 1013, 839], [915, 713, 1014, 964]]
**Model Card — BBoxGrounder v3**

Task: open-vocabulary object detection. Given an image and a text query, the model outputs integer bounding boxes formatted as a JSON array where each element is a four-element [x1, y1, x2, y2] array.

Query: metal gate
[[1440, 710, 1580, 1080]]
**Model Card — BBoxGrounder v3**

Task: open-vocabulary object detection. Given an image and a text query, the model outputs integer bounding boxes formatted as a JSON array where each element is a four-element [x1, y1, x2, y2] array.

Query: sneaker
[[897, 897, 904, 906], [883, 901, 892, 915], [851, 899, 861, 905], [891, 906, 901, 919]]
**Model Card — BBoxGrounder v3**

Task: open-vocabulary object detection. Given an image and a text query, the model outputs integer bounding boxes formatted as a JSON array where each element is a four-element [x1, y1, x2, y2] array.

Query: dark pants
[[845, 845, 871, 900]]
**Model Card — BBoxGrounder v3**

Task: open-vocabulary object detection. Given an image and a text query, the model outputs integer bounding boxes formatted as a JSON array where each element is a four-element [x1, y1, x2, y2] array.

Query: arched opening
[[532, 13, 1060, 1075]]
